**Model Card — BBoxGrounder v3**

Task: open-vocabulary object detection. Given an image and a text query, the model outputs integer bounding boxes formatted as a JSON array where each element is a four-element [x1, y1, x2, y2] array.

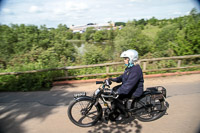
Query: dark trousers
[[112, 85, 129, 116], [112, 85, 137, 115]]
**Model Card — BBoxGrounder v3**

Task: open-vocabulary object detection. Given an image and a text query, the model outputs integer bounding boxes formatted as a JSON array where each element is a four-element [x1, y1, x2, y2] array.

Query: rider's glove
[[108, 78, 113, 81], [108, 78, 116, 83]]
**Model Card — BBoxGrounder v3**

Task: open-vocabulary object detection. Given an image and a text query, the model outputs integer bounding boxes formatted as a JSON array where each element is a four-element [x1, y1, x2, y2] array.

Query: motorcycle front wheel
[[67, 98, 102, 127]]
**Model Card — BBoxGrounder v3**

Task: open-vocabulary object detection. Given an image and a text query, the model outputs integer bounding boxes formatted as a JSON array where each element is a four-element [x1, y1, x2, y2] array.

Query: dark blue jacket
[[112, 64, 144, 97]]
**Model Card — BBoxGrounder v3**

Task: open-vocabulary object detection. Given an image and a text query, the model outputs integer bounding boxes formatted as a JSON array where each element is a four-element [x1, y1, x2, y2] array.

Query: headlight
[[94, 88, 100, 96]]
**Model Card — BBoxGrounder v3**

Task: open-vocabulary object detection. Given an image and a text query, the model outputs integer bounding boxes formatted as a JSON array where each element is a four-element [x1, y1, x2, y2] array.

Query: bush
[[0, 71, 64, 91]]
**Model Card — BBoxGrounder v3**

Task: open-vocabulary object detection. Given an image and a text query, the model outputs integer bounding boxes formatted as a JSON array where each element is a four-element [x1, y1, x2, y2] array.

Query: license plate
[[74, 92, 86, 98]]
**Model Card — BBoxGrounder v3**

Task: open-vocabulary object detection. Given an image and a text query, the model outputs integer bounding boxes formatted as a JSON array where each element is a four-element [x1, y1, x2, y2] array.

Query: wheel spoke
[[68, 99, 100, 127], [136, 97, 165, 121]]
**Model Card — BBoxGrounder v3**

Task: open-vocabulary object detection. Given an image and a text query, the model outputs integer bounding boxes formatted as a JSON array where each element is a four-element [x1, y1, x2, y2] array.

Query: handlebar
[[96, 79, 112, 86], [96, 80, 118, 98], [96, 81, 104, 84]]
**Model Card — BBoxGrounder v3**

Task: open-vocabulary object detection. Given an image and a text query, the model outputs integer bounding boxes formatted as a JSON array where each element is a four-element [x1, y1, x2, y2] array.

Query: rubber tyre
[[67, 98, 102, 127], [136, 101, 166, 122]]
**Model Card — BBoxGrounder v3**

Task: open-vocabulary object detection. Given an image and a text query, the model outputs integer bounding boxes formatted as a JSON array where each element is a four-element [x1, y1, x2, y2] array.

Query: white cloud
[[29, 5, 42, 13], [173, 11, 182, 15], [1, 8, 13, 14], [0, 0, 198, 28], [53, 8, 66, 15], [129, 0, 152, 2], [186, 11, 190, 15], [129, 0, 139, 2], [65, 1, 89, 11], [116, 4, 123, 8], [48, 1, 89, 16]]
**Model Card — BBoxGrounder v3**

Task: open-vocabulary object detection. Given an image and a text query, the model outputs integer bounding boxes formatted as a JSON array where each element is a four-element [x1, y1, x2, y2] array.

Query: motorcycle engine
[[104, 108, 120, 121]]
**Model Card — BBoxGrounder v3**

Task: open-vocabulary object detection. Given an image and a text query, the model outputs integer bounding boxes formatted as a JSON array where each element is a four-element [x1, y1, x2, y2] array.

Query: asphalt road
[[0, 74, 200, 133]]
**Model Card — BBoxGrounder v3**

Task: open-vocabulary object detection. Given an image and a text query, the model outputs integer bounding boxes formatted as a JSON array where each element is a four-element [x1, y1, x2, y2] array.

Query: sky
[[0, 0, 199, 28]]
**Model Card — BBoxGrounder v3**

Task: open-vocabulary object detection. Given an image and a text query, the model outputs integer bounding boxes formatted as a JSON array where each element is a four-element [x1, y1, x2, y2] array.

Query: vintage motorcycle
[[67, 80, 169, 127]]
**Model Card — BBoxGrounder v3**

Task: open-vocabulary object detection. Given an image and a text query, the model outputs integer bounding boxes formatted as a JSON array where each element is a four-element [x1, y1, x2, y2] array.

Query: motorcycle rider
[[109, 49, 144, 120]]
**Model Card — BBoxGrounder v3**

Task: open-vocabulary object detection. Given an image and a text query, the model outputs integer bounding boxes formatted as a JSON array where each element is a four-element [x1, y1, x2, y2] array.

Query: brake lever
[[113, 95, 119, 99], [110, 89, 119, 99]]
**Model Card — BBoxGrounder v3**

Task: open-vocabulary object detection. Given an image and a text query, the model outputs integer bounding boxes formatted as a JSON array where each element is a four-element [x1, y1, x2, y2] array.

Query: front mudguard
[[74, 95, 93, 101]]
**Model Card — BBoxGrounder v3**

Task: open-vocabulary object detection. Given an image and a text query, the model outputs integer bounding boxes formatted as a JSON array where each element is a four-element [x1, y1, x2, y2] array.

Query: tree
[[83, 43, 106, 64], [183, 9, 200, 55], [136, 19, 147, 26], [154, 24, 179, 57], [148, 17, 158, 26], [114, 21, 153, 57], [189, 8, 198, 16], [170, 8, 200, 56], [81, 27, 96, 41], [107, 28, 115, 41], [73, 32, 81, 40], [13, 24, 39, 54], [115, 22, 126, 26], [93, 30, 106, 42], [0, 25, 16, 60], [38, 25, 52, 49]]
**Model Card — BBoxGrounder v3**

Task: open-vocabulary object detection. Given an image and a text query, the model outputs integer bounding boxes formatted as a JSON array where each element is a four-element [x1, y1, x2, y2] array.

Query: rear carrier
[[146, 86, 166, 98]]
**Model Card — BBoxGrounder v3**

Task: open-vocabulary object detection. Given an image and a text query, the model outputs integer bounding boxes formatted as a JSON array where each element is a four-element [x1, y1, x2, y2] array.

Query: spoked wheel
[[67, 98, 102, 127], [135, 98, 166, 122]]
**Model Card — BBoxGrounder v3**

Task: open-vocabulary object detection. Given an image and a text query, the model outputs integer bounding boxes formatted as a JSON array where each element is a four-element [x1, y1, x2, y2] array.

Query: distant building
[[70, 22, 116, 33]]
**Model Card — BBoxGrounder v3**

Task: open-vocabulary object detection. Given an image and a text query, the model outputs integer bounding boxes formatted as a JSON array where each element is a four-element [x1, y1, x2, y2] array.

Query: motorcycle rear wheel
[[67, 98, 102, 127], [135, 99, 166, 122]]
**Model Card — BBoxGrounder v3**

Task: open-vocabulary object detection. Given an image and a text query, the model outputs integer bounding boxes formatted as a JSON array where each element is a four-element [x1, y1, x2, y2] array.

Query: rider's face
[[124, 57, 129, 64]]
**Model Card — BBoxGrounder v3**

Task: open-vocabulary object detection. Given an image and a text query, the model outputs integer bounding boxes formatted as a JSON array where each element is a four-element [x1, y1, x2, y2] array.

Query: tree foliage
[[114, 21, 153, 57], [83, 43, 106, 64], [0, 8, 199, 91]]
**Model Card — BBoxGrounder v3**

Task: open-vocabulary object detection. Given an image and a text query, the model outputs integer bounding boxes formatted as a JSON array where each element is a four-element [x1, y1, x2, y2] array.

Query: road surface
[[0, 74, 200, 133]]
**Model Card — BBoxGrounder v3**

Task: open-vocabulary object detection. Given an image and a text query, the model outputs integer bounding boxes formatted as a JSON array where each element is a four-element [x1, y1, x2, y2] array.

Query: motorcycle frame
[[72, 82, 167, 120]]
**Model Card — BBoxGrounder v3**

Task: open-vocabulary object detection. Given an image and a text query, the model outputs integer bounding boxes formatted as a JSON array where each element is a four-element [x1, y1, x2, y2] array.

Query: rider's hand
[[108, 78, 114, 82]]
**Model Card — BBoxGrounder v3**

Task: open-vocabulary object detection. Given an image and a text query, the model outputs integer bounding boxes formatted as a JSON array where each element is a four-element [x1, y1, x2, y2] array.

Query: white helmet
[[120, 49, 138, 64]]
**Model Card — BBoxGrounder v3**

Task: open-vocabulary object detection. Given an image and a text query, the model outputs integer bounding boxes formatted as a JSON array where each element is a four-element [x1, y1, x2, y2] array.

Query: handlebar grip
[[96, 81, 104, 84]]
